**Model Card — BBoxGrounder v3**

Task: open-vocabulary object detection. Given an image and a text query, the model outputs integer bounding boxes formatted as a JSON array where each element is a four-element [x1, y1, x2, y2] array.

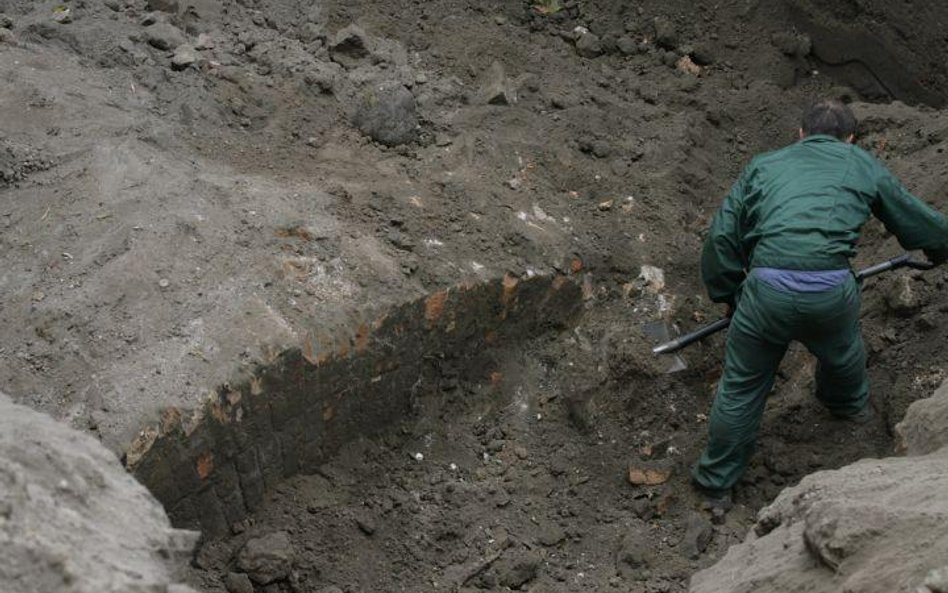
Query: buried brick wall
[[125, 273, 583, 536]]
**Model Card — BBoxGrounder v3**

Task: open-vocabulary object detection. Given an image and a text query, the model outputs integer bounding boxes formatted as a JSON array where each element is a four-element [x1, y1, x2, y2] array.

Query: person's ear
[[846, 133, 855, 144], [798, 128, 805, 139]]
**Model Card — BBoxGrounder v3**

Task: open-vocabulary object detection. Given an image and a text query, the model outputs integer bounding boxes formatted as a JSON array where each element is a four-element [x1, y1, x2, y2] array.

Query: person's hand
[[923, 248, 947, 267]]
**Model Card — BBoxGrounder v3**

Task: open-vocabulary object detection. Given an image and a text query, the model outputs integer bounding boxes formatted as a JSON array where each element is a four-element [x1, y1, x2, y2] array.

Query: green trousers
[[692, 273, 868, 494]]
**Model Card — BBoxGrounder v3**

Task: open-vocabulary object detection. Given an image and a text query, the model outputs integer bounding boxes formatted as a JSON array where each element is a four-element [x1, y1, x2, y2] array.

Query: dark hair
[[801, 99, 857, 139]]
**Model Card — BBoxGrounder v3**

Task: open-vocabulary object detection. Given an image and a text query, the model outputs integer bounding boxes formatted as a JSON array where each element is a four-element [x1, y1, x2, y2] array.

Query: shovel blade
[[642, 320, 688, 374]]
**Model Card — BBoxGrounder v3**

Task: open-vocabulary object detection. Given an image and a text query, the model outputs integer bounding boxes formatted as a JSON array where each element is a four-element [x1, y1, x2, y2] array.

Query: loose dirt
[[1, 0, 947, 592]]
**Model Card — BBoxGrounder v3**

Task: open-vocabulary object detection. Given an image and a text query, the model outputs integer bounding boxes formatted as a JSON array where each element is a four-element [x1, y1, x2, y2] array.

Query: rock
[[103, 0, 122, 11], [0, 28, 14, 44], [676, 55, 702, 76], [925, 566, 948, 593], [145, 22, 186, 51], [680, 512, 713, 559], [297, 22, 324, 44], [52, 8, 73, 24], [653, 17, 678, 50], [0, 393, 199, 593], [237, 532, 294, 585], [475, 61, 515, 105], [146, 0, 179, 13], [223, 573, 254, 593], [884, 274, 920, 316], [691, 396, 948, 593], [355, 512, 377, 536], [771, 31, 812, 58], [352, 83, 419, 146], [628, 458, 673, 485], [494, 551, 540, 589], [537, 522, 566, 547], [194, 33, 214, 50], [896, 379, 948, 455], [329, 24, 371, 69], [615, 532, 654, 579], [0, 14, 14, 28], [575, 33, 603, 58], [616, 36, 639, 56], [171, 44, 197, 70], [690, 43, 716, 66]]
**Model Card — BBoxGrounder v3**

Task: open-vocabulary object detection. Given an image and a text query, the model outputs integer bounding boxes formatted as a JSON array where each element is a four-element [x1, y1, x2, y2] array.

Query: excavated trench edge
[[124, 273, 584, 537]]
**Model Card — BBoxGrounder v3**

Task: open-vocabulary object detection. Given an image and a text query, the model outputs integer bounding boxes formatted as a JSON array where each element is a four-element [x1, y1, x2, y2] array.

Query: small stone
[[236, 532, 294, 585], [0, 28, 14, 44], [680, 512, 713, 559], [171, 44, 197, 70], [676, 55, 702, 76], [575, 33, 603, 58], [513, 446, 529, 460], [104, 0, 122, 11], [884, 275, 919, 316], [194, 33, 214, 50], [475, 60, 515, 105], [146, 0, 179, 13], [653, 16, 678, 50], [145, 22, 187, 51], [627, 459, 673, 485], [0, 14, 13, 29], [52, 8, 73, 24], [158, 278, 171, 289], [597, 200, 614, 211], [352, 83, 418, 146], [537, 523, 566, 547], [616, 36, 639, 56], [355, 513, 377, 536], [31, 290, 45, 302], [224, 573, 254, 593]]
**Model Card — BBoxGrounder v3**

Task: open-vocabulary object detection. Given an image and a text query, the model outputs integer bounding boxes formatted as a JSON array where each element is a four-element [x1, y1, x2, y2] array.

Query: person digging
[[692, 99, 948, 517]]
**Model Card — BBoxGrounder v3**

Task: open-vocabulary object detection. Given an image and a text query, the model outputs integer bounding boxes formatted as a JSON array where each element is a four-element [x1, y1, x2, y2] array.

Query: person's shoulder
[[746, 143, 795, 169]]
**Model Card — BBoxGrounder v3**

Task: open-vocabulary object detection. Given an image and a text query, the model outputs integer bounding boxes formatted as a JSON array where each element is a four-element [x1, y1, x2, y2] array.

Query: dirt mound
[[690, 379, 948, 593], [0, 392, 198, 593]]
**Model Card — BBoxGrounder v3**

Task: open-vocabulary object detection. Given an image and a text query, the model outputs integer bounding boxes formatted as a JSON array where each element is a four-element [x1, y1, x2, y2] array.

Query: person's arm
[[872, 166, 948, 265], [701, 167, 751, 307]]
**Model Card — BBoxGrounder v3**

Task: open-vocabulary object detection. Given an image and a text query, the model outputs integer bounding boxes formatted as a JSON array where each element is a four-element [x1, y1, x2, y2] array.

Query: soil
[[1, 0, 947, 593]]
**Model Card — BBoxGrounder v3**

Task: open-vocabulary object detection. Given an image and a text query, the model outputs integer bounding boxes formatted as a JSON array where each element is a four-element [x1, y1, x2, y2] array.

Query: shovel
[[652, 253, 935, 356]]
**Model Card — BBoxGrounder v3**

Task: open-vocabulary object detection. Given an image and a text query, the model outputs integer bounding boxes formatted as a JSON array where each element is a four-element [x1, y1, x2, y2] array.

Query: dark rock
[[575, 33, 603, 58], [680, 512, 713, 559], [103, 0, 122, 12], [145, 22, 186, 51], [236, 531, 294, 585], [0, 14, 13, 29], [616, 36, 639, 56], [615, 532, 654, 579], [690, 43, 716, 66], [537, 523, 566, 547], [224, 573, 254, 593], [495, 551, 540, 589], [475, 61, 515, 105], [771, 32, 811, 58], [653, 17, 678, 50], [146, 0, 179, 13], [352, 83, 419, 146], [329, 24, 371, 69]]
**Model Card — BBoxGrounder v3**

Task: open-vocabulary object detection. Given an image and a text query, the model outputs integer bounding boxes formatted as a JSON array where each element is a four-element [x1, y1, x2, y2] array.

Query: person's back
[[692, 99, 948, 517]]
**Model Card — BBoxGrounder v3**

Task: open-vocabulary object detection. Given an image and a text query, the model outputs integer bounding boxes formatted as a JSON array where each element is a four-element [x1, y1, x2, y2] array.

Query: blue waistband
[[752, 268, 850, 293]]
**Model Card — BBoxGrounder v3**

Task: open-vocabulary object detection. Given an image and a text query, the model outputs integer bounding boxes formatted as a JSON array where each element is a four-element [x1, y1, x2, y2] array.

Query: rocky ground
[[1, 0, 948, 593]]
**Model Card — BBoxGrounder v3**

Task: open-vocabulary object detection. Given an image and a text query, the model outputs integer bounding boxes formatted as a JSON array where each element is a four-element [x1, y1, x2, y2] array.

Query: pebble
[[223, 573, 254, 593], [575, 33, 603, 58], [171, 44, 197, 70], [145, 22, 186, 51], [0, 14, 12, 28], [158, 278, 171, 288]]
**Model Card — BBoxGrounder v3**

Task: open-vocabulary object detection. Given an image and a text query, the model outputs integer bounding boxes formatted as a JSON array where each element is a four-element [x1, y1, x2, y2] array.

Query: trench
[[125, 273, 584, 537]]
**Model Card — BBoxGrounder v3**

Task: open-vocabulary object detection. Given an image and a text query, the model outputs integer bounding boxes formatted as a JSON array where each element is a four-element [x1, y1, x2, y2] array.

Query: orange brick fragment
[[425, 290, 449, 323], [196, 451, 214, 480], [628, 463, 673, 486]]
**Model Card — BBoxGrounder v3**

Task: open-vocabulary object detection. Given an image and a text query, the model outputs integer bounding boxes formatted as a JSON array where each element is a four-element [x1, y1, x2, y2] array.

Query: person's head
[[799, 99, 857, 143]]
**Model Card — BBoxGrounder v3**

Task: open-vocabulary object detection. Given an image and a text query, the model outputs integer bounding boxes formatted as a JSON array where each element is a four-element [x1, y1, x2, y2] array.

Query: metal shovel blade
[[642, 320, 688, 374]]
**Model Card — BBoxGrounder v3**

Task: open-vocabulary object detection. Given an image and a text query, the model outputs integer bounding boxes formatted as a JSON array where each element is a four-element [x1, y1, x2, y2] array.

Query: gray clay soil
[[1, 1, 947, 593]]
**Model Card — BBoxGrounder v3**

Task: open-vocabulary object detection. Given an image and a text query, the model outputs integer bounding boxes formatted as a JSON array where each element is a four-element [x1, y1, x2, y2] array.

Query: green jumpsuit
[[693, 134, 948, 495]]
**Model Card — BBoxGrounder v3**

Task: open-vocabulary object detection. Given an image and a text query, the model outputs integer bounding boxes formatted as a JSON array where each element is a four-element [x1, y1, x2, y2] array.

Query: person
[[692, 99, 948, 511]]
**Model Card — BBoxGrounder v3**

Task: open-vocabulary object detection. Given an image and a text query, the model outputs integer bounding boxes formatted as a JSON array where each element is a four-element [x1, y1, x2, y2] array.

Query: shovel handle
[[652, 253, 933, 355]]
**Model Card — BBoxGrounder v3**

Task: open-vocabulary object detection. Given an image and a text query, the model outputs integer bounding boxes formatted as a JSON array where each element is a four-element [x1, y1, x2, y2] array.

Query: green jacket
[[702, 134, 948, 305]]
